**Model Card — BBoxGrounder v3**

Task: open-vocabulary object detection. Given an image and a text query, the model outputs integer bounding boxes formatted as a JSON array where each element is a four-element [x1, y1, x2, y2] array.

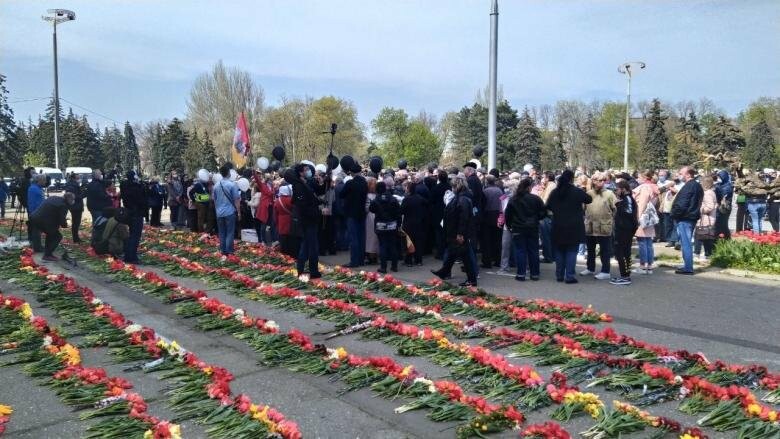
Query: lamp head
[[44, 9, 76, 23]]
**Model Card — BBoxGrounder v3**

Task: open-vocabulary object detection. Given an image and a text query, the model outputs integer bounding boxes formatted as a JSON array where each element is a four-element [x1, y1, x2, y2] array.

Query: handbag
[[639, 200, 659, 228], [694, 214, 715, 240]]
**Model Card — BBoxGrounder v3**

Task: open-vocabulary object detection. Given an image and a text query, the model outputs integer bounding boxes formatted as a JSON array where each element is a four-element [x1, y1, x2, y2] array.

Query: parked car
[[35, 167, 65, 191], [65, 166, 93, 184]]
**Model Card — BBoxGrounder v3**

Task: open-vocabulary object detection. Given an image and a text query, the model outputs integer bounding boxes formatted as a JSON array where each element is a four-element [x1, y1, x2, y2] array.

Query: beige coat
[[696, 189, 717, 230], [634, 183, 660, 238], [584, 189, 616, 236]]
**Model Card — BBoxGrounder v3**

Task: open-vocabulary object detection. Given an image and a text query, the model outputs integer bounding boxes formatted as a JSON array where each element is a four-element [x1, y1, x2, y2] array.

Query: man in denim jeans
[[670, 167, 703, 274], [213, 164, 241, 255], [746, 194, 768, 234]]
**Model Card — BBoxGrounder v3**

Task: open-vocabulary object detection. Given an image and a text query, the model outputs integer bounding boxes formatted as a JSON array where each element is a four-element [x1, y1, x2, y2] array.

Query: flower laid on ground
[[0, 404, 12, 435], [522, 421, 571, 438]]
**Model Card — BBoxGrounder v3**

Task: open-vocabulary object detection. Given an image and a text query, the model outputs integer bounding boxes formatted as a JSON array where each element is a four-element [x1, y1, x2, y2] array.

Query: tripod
[[9, 203, 28, 244]]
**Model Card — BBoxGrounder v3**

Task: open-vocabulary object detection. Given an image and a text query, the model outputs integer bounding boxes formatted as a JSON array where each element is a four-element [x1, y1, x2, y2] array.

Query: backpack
[[90, 216, 109, 249]]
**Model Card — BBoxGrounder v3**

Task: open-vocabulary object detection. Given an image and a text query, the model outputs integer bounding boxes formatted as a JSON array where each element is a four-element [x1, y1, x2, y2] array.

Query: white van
[[65, 167, 93, 184], [35, 167, 66, 190]]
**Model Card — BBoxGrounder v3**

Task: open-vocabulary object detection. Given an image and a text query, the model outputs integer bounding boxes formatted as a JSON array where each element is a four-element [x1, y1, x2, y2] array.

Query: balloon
[[397, 159, 408, 170], [256, 157, 269, 170], [339, 155, 355, 171], [237, 177, 250, 192], [472, 145, 485, 158], [197, 169, 209, 182], [269, 160, 281, 172], [326, 154, 339, 170], [315, 164, 327, 174], [229, 169, 238, 181], [212, 173, 223, 183], [272, 146, 285, 161], [369, 156, 383, 174]]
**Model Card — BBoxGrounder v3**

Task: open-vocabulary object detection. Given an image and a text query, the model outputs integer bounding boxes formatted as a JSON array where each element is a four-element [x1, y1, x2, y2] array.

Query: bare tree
[[415, 110, 438, 132], [186, 60, 265, 159]]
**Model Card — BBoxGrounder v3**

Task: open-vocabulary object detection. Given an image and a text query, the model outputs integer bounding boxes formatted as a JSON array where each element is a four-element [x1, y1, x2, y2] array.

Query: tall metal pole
[[623, 70, 631, 171], [617, 61, 645, 171], [487, 0, 498, 171], [52, 20, 61, 170]]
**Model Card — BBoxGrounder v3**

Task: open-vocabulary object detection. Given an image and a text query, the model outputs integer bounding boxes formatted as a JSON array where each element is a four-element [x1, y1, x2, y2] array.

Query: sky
[[2, 0, 779, 131]]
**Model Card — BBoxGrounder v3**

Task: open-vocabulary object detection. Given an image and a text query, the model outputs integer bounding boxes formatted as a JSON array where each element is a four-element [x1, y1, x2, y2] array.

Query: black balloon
[[339, 155, 355, 171], [397, 159, 408, 170], [272, 146, 285, 161], [472, 146, 484, 158], [369, 156, 383, 173], [326, 154, 339, 171], [269, 160, 281, 172]]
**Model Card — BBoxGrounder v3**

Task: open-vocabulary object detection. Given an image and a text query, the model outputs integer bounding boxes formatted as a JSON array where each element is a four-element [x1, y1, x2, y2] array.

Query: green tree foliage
[[641, 99, 669, 170], [580, 113, 599, 171], [182, 129, 218, 174], [156, 118, 187, 174], [672, 112, 703, 167], [0, 74, 22, 176], [705, 116, 745, 157], [743, 119, 776, 170], [448, 100, 518, 169], [258, 96, 364, 164], [512, 108, 542, 168], [28, 117, 55, 166], [595, 102, 628, 168], [101, 126, 124, 171], [371, 107, 442, 168], [122, 122, 140, 172], [540, 124, 568, 171]]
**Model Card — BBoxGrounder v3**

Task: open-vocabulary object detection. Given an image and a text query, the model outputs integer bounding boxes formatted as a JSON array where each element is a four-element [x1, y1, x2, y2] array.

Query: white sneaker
[[631, 268, 647, 275], [580, 269, 594, 276], [594, 272, 611, 280]]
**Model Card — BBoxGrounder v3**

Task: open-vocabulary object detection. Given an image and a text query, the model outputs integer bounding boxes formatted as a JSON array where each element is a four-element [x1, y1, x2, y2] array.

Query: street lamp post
[[617, 61, 645, 171], [487, 0, 498, 171], [42, 9, 76, 171]]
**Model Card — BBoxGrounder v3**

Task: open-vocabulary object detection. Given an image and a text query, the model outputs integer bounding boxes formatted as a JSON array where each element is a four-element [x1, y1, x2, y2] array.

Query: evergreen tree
[[705, 116, 745, 156], [743, 119, 776, 170], [84, 117, 104, 170], [448, 101, 518, 169], [101, 126, 124, 172], [578, 113, 599, 170], [151, 123, 164, 175], [672, 112, 703, 167], [0, 74, 22, 175], [182, 129, 219, 174], [541, 124, 568, 171], [28, 117, 55, 166], [641, 99, 668, 169], [122, 122, 140, 172], [157, 118, 187, 174], [513, 108, 542, 168]]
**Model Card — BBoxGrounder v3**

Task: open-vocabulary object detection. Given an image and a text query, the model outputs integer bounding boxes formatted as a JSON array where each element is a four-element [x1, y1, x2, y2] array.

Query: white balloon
[[197, 169, 209, 182], [237, 177, 250, 192], [212, 173, 223, 183], [256, 157, 269, 170], [315, 164, 327, 174], [229, 169, 238, 181]]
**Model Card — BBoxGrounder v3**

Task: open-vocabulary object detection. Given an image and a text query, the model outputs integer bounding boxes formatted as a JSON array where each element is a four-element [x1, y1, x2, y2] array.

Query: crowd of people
[[3, 160, 777, 286]]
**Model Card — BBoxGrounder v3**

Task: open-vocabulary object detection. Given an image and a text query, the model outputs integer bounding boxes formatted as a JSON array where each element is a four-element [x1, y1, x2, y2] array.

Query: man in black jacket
[[339, 164, 368, 267], [29, 193, 75, 261], [429, 170, 451, 259], [86, 170, 111, 221], [431, 175, 477, 287], [670, 167, 703, 274], [120, 171, 148, 264], [289, 164, 321, 278], [64, 173, 85, 242]]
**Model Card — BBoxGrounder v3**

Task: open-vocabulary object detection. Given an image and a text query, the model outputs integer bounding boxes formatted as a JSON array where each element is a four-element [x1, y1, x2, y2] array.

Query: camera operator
[[120, 170, 148, 264], [64, 173, 86, 242], [29, 192, 76, 261], [87, 170, 112, 221]]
